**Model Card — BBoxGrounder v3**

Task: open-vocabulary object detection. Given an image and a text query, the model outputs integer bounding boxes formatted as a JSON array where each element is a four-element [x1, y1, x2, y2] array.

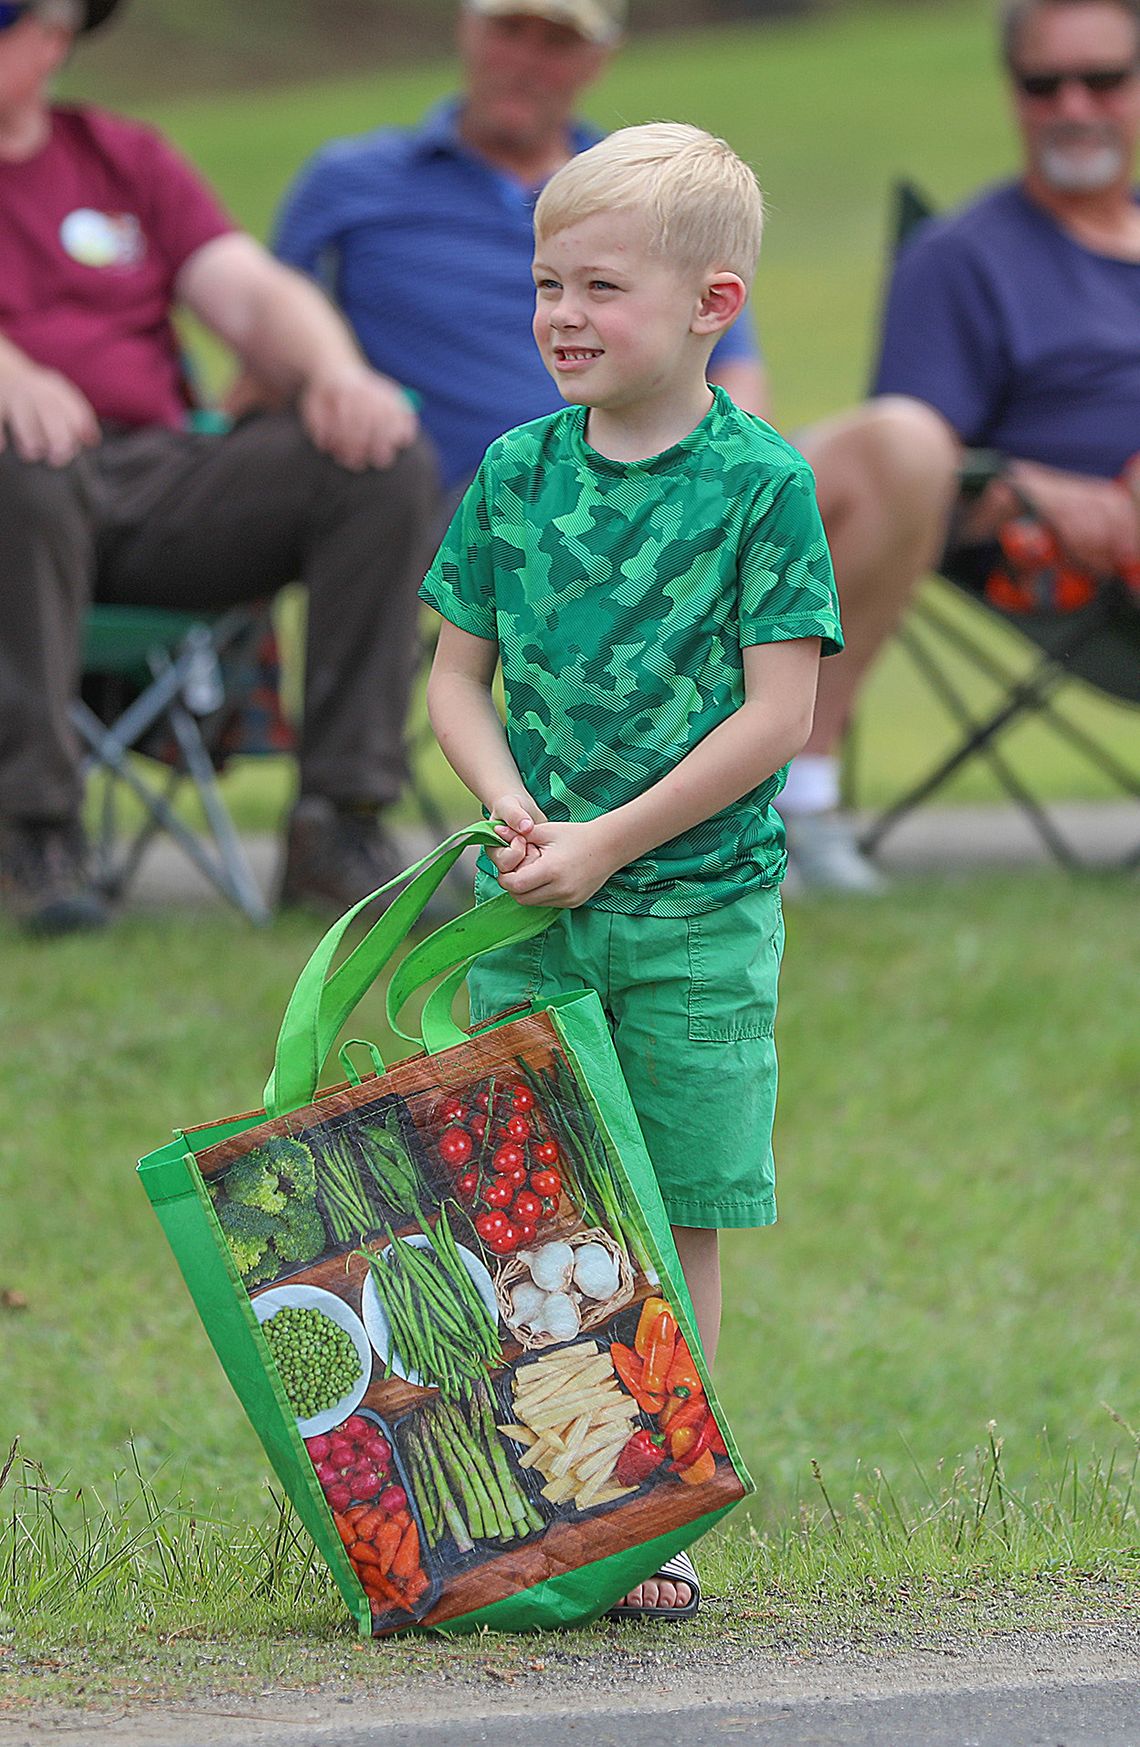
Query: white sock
[[780, 754, 840, 816]]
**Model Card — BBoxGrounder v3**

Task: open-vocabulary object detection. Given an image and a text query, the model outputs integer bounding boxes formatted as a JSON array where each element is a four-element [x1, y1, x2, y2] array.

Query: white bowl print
[[360, 1233, 498, 1387], [253, 1282, 371, 1437]]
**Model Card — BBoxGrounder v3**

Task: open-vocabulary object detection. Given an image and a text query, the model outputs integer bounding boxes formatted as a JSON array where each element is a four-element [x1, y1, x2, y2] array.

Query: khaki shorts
[[467, 885, 784, 1230]]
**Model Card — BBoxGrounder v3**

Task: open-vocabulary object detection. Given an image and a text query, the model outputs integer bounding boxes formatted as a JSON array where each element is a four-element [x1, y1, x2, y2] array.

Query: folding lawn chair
[[851, 182, 1140, 871], [76, 603, 292, 923]]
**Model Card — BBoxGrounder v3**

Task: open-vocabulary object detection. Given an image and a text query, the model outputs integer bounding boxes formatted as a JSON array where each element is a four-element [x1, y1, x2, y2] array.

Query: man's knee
[[799, 396, 960, 522], [0, 445, 90, 526]]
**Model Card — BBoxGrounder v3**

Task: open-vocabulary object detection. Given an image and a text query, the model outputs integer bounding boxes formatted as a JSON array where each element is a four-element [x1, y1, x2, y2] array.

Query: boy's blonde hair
[[534, 122, 764, 287]]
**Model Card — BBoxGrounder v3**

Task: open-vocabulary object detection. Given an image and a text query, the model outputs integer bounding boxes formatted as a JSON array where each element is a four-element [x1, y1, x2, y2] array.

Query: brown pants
[[0, 412, 439, 822]]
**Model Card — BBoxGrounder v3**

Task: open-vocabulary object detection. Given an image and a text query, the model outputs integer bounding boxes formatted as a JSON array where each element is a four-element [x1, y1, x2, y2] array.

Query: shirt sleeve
[[272, 151, 340, 283], [738, 467, 843, 656], [872, 222, 1008, 445], [135, 125, 236, 274], [419, 462, 498, 640]]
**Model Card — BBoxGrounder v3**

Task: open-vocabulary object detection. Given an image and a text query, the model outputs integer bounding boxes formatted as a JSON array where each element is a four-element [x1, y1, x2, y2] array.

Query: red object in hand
[[614, 1427, 666, 1487]]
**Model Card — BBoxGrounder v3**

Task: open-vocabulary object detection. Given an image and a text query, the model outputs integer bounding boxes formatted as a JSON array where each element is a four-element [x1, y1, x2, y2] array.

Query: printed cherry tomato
[[513, 1189, 543, 1224], [513, 1219, 537, 1246], [438, 1127, 473, 1167], [474, 1089, 491, 1113], [504, 1163, 529, 1192], [487, 1220, 521, 1254], [530, 1167, 562, 1200], [504, 1114, 531, 1142], [484, 1178, 513, 1209], [531, 1140, 560, 1167], [469, 1111, 489, 1141], [510, 1084, 535, 1113], [492, 1142, 525, 1175], [455, 1170, 479, 1202], [475, 1210, 509, 1244], [436, 1095, 465, 1125]]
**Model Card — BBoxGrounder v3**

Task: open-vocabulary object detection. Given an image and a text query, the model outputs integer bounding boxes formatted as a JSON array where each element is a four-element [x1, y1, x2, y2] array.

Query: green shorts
[[467, 885, 784, 1230]]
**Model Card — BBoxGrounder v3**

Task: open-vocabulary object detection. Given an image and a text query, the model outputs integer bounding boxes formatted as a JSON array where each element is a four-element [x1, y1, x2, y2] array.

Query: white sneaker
[[785, 812, 887, 895]]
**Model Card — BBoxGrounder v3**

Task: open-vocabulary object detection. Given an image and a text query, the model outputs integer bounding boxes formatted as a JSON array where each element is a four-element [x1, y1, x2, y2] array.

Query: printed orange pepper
[[642, 1310, 677, 1397], [611, 1341, 666, 1414], [663, 1333, 703, 1402], [664, 1395, 709, 1452], [634, 1295, 670, 1358], [676, 1447, 716, 1486]]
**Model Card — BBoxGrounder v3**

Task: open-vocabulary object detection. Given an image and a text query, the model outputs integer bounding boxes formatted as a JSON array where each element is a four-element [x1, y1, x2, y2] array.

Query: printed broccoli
[[263, 1134, 317, 1201], [218, 1200, 278, 1244], [222, 1232, 269, 1281], [223, 1151, 287, 1215], [272, 1200, 326, 1266]]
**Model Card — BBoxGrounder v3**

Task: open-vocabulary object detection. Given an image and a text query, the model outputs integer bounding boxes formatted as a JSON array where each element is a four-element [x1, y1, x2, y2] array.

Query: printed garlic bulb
[[510, 1280, 547, 1329], [572, 1242, 619, 1302], [520, 1241, 574, 1294], [531, 1291, 581, 1342]]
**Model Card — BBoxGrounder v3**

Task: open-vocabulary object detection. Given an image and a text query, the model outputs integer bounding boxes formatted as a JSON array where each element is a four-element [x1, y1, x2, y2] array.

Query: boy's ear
[[692, 273, 748, 336]]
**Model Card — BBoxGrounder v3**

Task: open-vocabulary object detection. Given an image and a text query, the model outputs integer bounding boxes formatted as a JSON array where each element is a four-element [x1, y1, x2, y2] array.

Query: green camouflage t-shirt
[[421, 386, 842, 917]]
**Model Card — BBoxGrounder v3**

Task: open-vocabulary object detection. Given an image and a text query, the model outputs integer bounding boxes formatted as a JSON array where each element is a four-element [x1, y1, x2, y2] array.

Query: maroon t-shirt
[[0, 104, 236, 429]]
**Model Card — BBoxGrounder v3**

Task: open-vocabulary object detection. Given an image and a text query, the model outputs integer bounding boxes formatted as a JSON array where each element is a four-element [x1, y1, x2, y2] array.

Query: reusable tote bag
[[139, 823, 753, 1636]]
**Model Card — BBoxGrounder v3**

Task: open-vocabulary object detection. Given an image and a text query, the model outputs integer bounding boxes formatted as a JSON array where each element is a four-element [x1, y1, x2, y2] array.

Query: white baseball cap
[[464, 0, 626, 47]]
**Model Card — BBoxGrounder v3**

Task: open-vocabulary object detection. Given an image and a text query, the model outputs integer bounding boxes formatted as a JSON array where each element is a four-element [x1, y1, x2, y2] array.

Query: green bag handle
[[385, 889, 554, 1049], [264, 822, 554, 1116]]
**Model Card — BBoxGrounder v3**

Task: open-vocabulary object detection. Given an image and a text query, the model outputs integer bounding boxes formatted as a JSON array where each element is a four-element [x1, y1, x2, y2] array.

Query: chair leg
[[72, 698, 271, 923], [860, 592, 1140, 870]]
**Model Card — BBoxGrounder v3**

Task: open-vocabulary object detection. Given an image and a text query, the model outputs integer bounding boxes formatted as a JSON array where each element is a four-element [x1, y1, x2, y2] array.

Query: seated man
[[270, 0, 768, 497], [787, 0, 1140, 891], [0, 0, 439, 936]]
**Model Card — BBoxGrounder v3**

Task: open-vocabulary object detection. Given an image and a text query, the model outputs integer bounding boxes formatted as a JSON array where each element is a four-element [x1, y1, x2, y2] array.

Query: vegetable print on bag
[[138, 825, 753, 1637]]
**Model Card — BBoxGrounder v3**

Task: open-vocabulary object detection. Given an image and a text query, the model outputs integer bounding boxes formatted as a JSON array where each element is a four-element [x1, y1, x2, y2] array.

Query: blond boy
[[421, 123, 842, 1619]]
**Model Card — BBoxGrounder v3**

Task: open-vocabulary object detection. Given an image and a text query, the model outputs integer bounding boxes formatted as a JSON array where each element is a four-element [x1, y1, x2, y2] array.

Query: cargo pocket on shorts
[[686, 890, 784, 1042]]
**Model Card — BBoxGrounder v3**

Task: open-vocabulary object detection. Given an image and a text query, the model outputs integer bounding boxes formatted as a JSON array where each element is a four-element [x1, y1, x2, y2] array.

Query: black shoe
[[279, 796, 406, 915], [0, 817, 109, 937]]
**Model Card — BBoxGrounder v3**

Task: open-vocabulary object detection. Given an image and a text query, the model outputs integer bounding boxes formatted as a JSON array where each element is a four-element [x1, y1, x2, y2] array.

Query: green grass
[[1, 874, 1136, 1693]]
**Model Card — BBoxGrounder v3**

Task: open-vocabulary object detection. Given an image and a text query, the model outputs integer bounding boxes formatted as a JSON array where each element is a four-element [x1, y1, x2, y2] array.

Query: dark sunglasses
[[1013, 62, 1139, 99], [0, 2, 30, 29]]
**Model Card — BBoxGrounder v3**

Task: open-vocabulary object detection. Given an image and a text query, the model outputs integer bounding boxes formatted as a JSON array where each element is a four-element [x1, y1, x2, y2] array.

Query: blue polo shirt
[[273, 100, 763, 488], [873, 181, 1140, 480]]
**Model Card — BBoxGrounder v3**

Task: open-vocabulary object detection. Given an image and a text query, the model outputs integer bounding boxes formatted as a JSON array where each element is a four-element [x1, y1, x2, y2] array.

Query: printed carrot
[[391, 1520, 421, 1581], [373, 1516, 403, 1575], [332, 1512, 356, 1547], [350, 1540, 383, 1569]]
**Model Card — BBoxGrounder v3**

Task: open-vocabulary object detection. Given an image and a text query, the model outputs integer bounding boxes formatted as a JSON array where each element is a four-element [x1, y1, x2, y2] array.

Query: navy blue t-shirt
[[273, 100, 763, 489], [873, 181, 1140, 479]]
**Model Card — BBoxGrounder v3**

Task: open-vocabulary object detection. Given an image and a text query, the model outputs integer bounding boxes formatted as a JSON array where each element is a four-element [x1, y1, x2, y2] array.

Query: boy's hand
[[495, 818, 620, 908], [489, 793, 546, 875]]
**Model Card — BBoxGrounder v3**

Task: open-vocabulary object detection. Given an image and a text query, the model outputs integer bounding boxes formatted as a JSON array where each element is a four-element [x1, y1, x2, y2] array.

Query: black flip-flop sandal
[[604, 1549, 701, 1623]]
